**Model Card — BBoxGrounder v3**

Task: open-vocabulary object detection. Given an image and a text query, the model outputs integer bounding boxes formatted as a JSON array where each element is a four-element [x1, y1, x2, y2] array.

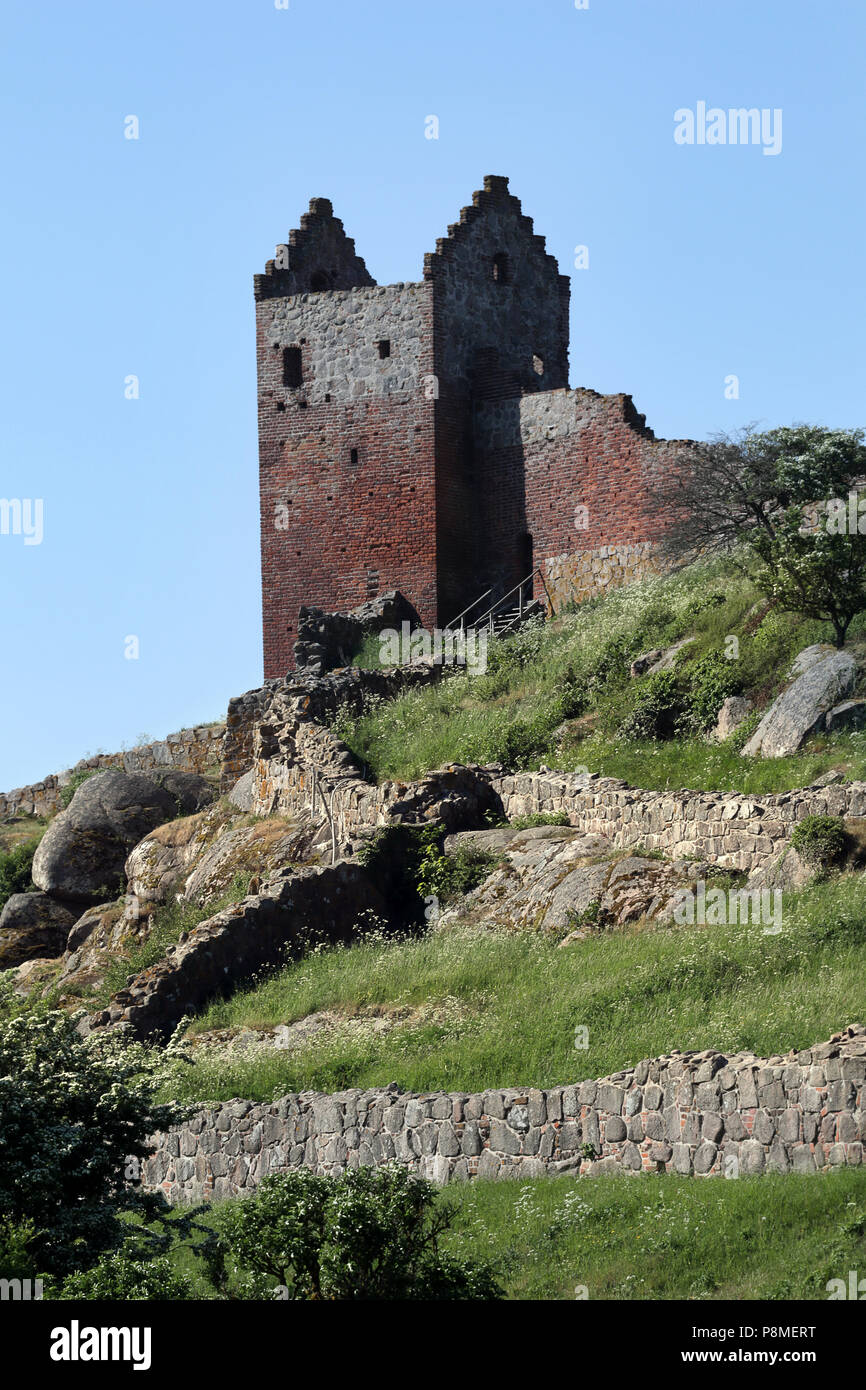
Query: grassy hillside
[[334, 556, 866, 791], [153, 1169, 866, 1302], [438, 1171, 866, 1301], [166, 872, 866, 1104]]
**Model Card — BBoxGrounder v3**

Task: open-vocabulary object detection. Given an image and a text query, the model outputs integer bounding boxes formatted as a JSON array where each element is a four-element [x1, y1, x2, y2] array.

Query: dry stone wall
[[250, 727, 866, 878], [542, 542, 663, 613], [490, 771, 866, 872], [0, 725, 225, 822], [224, 666, 866, 876], [143, 1026, 866, 1202]]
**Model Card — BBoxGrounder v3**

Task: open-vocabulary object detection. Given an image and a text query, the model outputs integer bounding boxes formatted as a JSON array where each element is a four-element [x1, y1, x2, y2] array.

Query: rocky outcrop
[[0, 891, 78, 969], [440, 826, 728, 936], [824, 699, 866, 734], [31, 769, 215, 903], [181, 820, 313, 907], [81, 860, 389, 1042], [125, 801, 316, 911], [629, 638, 696, 679], [55, 901, 136, 995], [123, 806, 233, 907], [712, 695, 753, 742], [742, 645, 857, 758], [142, 1025, 866, 1201]]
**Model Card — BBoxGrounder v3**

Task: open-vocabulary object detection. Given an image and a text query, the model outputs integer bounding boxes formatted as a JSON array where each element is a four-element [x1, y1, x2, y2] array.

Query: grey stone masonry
[[488, 770, 866, 872], [143, 1026, 866, 1202], [220, 665, 866, 874], [251, 739, 866, 877], [0, 725, 225, 822], [220, 662, 442, 793]]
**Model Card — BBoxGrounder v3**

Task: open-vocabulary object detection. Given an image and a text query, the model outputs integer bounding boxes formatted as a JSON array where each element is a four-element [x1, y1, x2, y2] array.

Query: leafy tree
[[657, 425, 866, 646], [0, 1216, 39, 1280], [0, 990, 187, 1276], [212, 1166, 503, 1300]]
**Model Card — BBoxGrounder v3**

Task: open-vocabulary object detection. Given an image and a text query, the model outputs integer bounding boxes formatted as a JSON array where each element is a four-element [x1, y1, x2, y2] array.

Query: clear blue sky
[[1, 0, 863, 790]]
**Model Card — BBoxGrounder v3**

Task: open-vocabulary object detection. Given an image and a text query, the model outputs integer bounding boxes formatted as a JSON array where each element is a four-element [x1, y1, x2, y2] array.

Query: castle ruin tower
[[255, 178, 678, 678]]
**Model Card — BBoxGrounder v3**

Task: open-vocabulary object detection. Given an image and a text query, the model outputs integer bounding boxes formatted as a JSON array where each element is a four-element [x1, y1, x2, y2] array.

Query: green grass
[[128, 1169, 866, 1301], [438, 1171, 866, 1300], [163, 872, 866, 1104], [553, 729, 866, 793], [331, 555, 866, 791], [0, 816, 48, 856]]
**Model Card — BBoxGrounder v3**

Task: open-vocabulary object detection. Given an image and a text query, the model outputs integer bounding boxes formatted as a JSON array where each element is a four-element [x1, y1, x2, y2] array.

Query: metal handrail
[[444, 587, 493, 633], [469, 565, 554, 633]]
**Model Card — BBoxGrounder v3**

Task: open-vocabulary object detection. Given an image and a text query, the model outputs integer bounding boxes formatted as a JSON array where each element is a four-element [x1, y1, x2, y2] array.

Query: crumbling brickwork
[[256, 178, 688, 677]]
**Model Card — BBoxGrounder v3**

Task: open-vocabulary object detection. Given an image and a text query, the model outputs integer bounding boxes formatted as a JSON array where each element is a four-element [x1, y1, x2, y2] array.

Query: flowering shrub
[[58, 1252, 196, 1301]]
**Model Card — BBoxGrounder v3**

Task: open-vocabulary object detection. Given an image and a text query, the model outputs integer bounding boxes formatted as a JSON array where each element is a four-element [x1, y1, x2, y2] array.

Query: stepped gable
[[422, 173, 567, 290], [254, 196, 376, 301]]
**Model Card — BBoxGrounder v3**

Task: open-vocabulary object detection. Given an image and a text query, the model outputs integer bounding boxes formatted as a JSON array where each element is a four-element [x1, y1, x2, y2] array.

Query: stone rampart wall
[[0, 725, 225, 822], [142, 1027, 866, 1202], [490, 771, 866, 872]]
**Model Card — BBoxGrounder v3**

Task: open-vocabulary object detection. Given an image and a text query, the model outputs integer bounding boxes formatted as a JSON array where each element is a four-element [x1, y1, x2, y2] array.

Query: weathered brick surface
[[143, 1026, 866, 1201], [257, 274, 438, 677]]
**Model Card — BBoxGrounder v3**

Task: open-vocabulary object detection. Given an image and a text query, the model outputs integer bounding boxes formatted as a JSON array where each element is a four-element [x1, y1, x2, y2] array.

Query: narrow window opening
[[492, 252, 509, 284], [377, 339, 391, 359], [350, 448, 359, 466], [532, 353, 544, 376], [282, 346, 302, 388]]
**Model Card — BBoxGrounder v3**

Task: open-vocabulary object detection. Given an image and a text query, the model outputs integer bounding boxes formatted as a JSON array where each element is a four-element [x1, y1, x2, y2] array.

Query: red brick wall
[[256, 284, 438, 678], [425, 175, 571, 617], [522, 390, 685, 566]]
